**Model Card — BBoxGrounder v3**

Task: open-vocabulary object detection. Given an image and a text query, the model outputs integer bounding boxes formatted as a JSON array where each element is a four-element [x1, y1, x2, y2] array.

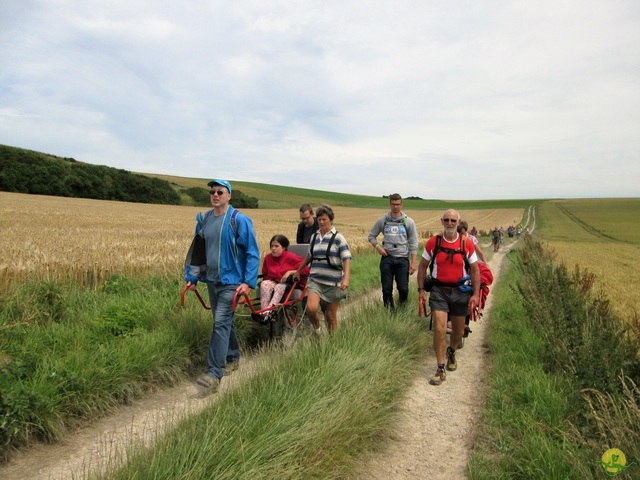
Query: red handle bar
[[469, 299, 478, 322], [180, 283, 211, 310]]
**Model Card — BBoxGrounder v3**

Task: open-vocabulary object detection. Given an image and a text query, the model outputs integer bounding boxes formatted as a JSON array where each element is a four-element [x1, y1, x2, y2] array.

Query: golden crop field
[[537, 198, 640, 323], [0, 192, 523, 290]]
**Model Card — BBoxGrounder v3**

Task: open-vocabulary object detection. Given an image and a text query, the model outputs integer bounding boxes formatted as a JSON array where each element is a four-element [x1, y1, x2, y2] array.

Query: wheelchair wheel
[[280, 305, 300, 348], [283, 304, 299, 328]]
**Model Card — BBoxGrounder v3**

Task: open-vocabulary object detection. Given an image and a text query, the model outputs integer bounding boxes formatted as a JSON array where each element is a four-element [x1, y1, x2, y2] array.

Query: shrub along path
[[0, 242, 517, 480]]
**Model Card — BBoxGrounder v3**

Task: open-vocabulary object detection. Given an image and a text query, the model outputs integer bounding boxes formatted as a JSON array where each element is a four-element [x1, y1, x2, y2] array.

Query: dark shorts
[[429, 286, 471, 317]]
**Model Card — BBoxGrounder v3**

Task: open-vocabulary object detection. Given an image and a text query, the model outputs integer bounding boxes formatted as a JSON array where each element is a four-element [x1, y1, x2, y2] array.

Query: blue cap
[[207, 179, 232, 194]]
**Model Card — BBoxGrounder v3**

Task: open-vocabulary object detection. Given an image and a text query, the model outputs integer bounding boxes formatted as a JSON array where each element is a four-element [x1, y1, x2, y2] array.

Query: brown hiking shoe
[[429, 367, 446, 386], [446, 346, 457, 371], [196, 374, 220, 392]]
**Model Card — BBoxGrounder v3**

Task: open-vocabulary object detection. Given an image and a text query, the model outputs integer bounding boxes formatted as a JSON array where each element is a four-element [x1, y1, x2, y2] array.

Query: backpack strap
[[428, 234, 470, 285], [198, 208, 240, 236], [229, 208, 240, 236], [310, 231, 340, 270]]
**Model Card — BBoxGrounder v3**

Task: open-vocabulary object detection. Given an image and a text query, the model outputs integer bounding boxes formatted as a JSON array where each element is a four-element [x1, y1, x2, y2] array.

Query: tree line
[[0, 145, 258, 208]]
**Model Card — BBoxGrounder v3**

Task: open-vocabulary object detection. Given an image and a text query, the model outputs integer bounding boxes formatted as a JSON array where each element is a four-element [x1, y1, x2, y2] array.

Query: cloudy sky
[[1, 1, 638, 200]]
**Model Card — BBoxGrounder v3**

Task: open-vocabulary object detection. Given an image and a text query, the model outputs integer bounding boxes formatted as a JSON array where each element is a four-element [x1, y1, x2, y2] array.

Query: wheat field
[[537, 199, 640, 324], [0, 192, 523, 290]]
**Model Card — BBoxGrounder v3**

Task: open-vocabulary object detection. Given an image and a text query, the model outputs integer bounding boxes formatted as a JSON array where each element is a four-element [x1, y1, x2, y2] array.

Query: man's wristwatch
[[418, 288, 424, 292]]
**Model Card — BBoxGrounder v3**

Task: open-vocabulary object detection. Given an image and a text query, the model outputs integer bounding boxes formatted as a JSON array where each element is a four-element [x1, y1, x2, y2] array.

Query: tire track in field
[[554, 202, 618, 241]]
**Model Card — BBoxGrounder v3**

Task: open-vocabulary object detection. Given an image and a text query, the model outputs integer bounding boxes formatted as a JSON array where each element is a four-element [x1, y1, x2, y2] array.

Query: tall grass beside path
[[0, 251, 382, 461], [469, 238, 640, 478], [99, 304, 428, 479]]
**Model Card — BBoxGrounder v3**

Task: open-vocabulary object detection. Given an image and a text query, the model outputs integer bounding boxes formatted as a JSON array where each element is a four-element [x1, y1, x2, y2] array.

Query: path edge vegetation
[[469, 238, 640, 479]]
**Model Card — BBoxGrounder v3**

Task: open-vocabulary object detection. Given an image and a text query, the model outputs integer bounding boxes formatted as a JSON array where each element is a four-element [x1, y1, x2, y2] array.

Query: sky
[[1, 1, 639, 200]]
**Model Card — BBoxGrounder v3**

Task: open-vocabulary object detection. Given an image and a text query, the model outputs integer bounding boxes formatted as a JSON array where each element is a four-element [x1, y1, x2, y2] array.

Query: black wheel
[[283, 304, 299, 328], [281, 305, 300, 347]]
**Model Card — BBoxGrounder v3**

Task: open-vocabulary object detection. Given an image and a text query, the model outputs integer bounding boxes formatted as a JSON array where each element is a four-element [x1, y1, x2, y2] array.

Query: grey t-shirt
[[203, 213, 224, 283]]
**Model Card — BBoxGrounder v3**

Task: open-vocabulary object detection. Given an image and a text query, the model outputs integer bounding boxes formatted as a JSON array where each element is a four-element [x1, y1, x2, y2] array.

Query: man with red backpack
[[417, 209, 480, 386]]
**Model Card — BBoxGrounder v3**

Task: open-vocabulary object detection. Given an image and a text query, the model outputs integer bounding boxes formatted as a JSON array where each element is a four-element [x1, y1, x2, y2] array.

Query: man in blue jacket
[[184, 179, 260, 394]]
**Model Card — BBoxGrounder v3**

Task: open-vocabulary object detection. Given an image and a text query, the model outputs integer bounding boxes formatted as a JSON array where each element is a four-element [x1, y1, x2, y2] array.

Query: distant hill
[[1, 144, 537, 210], [147, 174, 537, 210], [0, 144, 259, 207]]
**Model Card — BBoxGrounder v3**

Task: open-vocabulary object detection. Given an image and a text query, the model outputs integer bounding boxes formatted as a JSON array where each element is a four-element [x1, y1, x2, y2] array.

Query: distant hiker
[[367, 193, 419, 310], [458, 220, 487, 264], [293, 204, 351, 334], [296, 203, 319, 244], [417, 209, 480, 386], [184, 179, 260, 394], [491, 226, 501, 252]]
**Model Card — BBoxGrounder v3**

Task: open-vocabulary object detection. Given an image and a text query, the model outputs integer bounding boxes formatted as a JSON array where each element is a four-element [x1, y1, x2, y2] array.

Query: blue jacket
[[184, 206, 260, 288]]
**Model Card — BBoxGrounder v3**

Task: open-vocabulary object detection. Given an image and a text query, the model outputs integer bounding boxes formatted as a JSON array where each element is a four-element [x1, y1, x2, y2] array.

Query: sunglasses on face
[[209, 189, 226, 196], [442, 218, 457, 223]]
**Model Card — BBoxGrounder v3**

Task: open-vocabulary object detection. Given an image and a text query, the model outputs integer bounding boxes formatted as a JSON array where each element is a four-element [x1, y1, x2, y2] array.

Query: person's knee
[[306, 294, 320, 313]]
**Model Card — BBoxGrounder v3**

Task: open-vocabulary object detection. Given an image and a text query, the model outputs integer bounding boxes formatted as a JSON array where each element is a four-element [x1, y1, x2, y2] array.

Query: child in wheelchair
[[258, 234, 309, 322]]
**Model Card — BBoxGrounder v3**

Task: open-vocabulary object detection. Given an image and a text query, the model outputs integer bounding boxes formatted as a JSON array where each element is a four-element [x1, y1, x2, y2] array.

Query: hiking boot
[[446, 346, 457, 371], [251, 312, 268, 325], [196, 373, 220, 392], [223, 360, 240, 376], [429, 367, 446, 386]]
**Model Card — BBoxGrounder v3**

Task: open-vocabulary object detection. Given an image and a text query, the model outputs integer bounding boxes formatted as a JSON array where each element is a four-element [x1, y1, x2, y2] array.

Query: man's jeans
[[206, 283, 241, 380], [380, 255, 409, 309]]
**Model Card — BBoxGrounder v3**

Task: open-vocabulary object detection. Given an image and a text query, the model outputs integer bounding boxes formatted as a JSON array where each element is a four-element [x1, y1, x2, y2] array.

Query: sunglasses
[[442, 218, 457, 223], [209, 189, 226, 196]]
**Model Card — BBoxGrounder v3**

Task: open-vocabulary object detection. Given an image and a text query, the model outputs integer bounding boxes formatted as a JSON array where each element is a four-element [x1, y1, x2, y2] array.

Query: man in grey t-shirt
[[368, 193, 418, 310]]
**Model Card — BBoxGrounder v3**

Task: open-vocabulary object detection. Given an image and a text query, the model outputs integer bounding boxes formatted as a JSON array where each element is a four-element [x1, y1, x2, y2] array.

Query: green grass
[[0, 251, 384, 458], [537, 198, 640, 244], [149, 172, 542, 210], [99, 301, 428, 479], [0, 276, 209, 454]]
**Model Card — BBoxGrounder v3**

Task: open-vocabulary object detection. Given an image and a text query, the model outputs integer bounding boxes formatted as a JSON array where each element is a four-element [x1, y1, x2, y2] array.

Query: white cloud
[[1, 0, 639, 199]]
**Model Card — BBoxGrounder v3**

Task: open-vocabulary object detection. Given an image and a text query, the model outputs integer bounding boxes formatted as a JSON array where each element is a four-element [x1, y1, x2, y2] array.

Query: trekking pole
[[180, 283, 211, 310]]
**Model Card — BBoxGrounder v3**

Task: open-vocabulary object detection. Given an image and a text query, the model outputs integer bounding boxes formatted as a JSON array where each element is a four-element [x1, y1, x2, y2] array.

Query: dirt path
[[353, 243, 514, 479], [0, 244, 515, 480]]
